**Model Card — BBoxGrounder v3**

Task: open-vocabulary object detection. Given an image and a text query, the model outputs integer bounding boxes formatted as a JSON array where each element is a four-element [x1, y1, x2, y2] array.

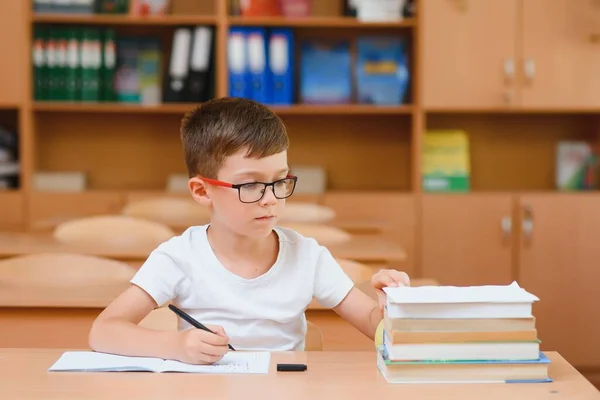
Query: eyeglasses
[[200, 174, 298, 204]]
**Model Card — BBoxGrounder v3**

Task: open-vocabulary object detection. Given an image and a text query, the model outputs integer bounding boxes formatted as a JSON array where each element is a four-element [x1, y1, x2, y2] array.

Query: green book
[[46, 30, 58, 101], [101, 29, 117, 102], [80, 28, 101, 102], [65, 28, 81, 101], [32, 26, 47, 101], [55, 28, 68, 101]]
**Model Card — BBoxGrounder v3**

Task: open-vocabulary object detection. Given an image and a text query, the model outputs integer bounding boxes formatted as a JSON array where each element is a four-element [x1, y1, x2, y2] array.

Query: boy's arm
[[333, 270, 410, 340], [333, 287, 381, 340], [88, 284, 181, 359]]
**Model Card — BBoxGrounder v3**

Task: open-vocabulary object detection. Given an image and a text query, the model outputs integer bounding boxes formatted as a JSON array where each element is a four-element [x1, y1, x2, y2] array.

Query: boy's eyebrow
[[233, 168, 290, 177]]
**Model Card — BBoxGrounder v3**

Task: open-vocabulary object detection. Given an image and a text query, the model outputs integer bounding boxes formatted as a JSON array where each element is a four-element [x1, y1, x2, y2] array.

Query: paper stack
[[377, 281, 552, 384]]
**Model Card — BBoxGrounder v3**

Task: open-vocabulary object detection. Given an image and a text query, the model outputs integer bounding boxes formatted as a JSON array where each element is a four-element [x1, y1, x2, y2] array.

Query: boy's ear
[[188, 177, 212, 207]]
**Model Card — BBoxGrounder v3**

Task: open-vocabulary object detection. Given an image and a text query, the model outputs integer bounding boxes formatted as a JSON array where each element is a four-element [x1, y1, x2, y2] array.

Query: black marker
[[277, 363, 307, 372]]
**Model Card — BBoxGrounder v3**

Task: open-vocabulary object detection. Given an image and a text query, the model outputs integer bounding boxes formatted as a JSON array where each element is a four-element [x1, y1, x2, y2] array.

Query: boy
[[89, 97, 409, 364]]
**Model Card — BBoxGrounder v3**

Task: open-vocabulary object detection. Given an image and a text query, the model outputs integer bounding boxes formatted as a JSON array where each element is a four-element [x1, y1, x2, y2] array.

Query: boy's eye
[[242, 183, 260, 190]]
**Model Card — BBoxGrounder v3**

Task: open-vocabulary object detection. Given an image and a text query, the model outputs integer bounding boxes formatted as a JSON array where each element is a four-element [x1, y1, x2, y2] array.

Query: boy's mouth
[[255, 215, 275, 221]]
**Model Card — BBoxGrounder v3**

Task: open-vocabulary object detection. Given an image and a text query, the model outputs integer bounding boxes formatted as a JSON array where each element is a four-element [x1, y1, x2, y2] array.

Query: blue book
[[356, 36, 409, 105], [299, 40, 351, 104], [377, 347, 553, 384]]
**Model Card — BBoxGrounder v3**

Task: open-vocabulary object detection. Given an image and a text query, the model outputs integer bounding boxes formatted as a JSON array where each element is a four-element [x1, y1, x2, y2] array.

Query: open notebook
[[48, 351, 271, 374]]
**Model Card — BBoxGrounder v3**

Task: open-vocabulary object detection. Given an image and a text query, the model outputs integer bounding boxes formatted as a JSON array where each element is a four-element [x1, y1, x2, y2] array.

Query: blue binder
[[268, 28, 294, 106], [228, 27, 249, 98], [246, 27, 270, 104]]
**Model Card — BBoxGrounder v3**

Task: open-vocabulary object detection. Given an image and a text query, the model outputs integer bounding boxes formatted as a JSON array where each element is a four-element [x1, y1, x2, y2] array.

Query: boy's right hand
[[176, 325, 230, 365]]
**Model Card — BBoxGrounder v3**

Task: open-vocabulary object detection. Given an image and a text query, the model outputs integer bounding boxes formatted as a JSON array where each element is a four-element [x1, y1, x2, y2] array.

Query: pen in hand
[[168, 304, 236, 351]]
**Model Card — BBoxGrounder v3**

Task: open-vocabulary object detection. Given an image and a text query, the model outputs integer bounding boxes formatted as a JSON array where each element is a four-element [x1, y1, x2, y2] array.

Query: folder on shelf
[[269, 28, 294, 106], [164, 28, 192, 103], [247, 28, 270, 104], [187, 26, 213, 103], [228, 27, 250, 98]]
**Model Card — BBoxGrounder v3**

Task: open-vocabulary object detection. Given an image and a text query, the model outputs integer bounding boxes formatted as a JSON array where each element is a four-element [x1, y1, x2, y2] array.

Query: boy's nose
[[260, 186, 277, 205]]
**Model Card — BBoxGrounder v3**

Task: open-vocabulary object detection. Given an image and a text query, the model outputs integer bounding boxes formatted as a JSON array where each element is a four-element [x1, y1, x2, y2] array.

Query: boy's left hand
[[371, 269, 410, 312]]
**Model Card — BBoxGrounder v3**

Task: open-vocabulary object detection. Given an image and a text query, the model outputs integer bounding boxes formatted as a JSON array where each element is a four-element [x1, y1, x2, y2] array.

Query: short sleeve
[[312, 246, 354, 308], [130, 247, 189, 307]]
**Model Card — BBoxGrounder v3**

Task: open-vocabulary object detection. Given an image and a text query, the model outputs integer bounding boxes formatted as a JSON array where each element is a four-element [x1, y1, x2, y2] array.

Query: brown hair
[[180, 97, 289, 178]]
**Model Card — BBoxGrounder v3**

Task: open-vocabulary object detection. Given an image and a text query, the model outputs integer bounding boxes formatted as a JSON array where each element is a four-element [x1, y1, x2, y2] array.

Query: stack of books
[[377, 281, 552, 384]]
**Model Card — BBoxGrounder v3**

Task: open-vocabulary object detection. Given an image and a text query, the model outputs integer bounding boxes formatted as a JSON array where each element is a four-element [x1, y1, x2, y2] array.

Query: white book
[[384, 281, 539, 319], [49, 351, 270, 374]]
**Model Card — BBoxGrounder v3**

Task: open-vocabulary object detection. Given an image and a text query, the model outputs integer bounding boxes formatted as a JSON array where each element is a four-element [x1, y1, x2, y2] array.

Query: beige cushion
[[53, 215, 175, 248], [0, 253, 136, 307], [122, 197, 211, 228], [281, 222, 351, 246], [280, 203, 336, 223]]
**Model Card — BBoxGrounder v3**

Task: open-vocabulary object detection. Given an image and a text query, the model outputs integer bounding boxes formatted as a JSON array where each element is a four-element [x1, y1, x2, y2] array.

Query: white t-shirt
[[130, 225, 354, 351]]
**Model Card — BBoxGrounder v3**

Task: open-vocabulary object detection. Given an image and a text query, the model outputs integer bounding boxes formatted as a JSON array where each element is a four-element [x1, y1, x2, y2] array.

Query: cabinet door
[[518, 194, 600, 368], [521, 0, 600, 108], [422, 194, 514, 286], [0, 1, 26, 105], [421, 0, 520, 109]]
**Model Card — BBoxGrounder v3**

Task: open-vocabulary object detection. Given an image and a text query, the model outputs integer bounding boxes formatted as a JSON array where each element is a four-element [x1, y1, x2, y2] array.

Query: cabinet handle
[[523, 58, 535, 84], [522, 205, 534, 244], [503, 58, 515, 84], [501, 216, 512, 243]]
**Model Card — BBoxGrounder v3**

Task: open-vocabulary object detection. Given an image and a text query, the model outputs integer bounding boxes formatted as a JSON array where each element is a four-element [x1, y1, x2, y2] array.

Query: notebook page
[[48, 351, 164, 372], [384, 281, 539, 304], [160, 351, 271, 374]]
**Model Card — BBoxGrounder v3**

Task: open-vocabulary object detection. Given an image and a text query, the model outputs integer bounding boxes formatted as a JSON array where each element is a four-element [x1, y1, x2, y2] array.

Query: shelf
[[32, 13, 219, 26], [425, 107, 600, 114], [228, 16, 415, 28], [33, 102, 196, 114], [33, 102, 413, 115]]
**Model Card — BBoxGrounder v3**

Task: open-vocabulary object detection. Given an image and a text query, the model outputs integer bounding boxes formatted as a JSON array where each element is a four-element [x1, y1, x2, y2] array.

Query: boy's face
[[208, 149, 289, 238]]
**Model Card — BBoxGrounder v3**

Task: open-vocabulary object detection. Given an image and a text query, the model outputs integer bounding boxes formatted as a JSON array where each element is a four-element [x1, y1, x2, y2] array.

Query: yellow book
[[422, 130, 470, 192]]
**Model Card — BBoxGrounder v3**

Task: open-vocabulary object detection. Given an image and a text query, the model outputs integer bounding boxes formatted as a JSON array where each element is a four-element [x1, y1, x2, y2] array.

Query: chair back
[[53, 215, 175, 248], [305, 320, 323, 351], [280, 223, 351, 246], [122, 197, 211, 229], [280, 203, 336, 223], [0, 253, 136, 307], [138, 305, 179, 331]]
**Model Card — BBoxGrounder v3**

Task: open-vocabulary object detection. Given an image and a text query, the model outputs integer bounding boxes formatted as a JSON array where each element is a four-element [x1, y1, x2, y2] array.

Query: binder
[[269, 28, 294, 105], [55, 28, 68, 101], [246, 28, 270, 104], [81, 28, 101, 102], [32, 26, 47, 100], [187, 26, 213, 102], [101, 29, 117, 102], [228, 27, 249, 98], [164, 28, 192, 103], [64, 28, 80, 101]]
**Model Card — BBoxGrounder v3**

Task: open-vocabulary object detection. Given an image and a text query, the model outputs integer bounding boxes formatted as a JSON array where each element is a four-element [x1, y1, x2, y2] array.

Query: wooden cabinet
[[520, 0, 600, 108], [517, 194, 600, 368], [423, 0, 600, 110], [421, 194, 514, 286], [422, 0, 520, 108]]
